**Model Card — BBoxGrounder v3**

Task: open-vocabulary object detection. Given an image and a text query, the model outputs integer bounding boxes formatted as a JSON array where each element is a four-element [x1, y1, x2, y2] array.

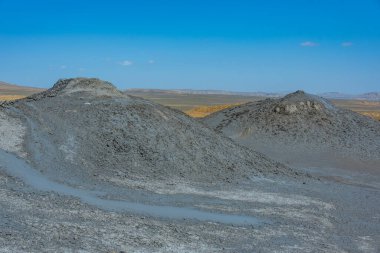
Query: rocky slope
[[203, 90, 380, 170], [1, 78, 291, 191]]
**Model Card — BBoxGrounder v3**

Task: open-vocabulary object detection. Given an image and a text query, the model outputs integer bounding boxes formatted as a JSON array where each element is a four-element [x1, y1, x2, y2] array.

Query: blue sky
[[0, 0, 379, 93]]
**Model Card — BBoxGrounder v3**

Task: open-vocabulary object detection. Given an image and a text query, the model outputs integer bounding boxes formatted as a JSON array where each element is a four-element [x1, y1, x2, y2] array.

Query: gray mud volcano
[[1, 80, 379, 252], [2, 78, 289, 188], [203, 90, 380, 173]]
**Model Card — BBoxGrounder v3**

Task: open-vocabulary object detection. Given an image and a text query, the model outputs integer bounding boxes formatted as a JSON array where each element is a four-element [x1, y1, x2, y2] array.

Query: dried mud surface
[[0, 80, 379, 252]]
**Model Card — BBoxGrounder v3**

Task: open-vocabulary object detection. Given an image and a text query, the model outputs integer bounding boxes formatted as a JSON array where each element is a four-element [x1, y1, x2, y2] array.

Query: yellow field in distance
[[360, 111, 380, 121], [185, 103, 243, 118], [0, 95, 26, 101]]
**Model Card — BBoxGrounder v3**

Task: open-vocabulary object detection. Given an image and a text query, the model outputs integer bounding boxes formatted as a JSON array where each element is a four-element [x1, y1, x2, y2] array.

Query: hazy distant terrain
[[127, 88, 380, 101], [331, 99, 380, 121], [321, 91, 380, 101], [126, 89, 262, 111], [0, 81, 44, 100], [126, 89, 380, 120]]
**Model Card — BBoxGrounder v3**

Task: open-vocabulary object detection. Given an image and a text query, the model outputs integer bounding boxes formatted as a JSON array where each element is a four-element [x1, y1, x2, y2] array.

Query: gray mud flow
[[0, 149, 263, 226]]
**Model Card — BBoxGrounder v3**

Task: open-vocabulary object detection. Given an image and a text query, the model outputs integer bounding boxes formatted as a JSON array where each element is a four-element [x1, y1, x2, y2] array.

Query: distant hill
[[317, 92, 380, 101], [0, 81, 45, 100], [360, 92, 380, 100]]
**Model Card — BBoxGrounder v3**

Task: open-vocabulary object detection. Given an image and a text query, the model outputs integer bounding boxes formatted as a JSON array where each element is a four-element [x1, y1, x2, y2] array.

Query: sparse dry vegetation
[[331, 99, 380, 121], [0, 95, 26, 101], [1, 81, 44, 100], [185, 103, 243, 117]]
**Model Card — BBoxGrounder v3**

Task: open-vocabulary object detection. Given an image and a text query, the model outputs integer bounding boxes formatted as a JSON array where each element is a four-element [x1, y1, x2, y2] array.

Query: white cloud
[[120, 60, 133, 66], [300, 41, 319, 47], [341, 42, 353, 47], [148, 60, 155, 64]]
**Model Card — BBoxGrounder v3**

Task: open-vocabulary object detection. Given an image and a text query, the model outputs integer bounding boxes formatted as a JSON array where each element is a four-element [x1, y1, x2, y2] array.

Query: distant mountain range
[[319, 92, 380, 101], [126, 88, 286, 97], [126, 88, 380, 101]]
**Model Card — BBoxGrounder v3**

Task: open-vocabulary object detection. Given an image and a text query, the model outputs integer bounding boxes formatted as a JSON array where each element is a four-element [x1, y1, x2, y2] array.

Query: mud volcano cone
[[203, 90, 380, 170]]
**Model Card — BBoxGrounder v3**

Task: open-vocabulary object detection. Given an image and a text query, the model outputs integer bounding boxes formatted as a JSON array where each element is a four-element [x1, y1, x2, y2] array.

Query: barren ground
[[0, 80, 379, 252]]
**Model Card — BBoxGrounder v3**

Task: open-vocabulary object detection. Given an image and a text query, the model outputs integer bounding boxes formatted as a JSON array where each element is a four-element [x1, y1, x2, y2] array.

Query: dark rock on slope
[[203, 90, 380, 170], [1, 78, 291, 190]]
